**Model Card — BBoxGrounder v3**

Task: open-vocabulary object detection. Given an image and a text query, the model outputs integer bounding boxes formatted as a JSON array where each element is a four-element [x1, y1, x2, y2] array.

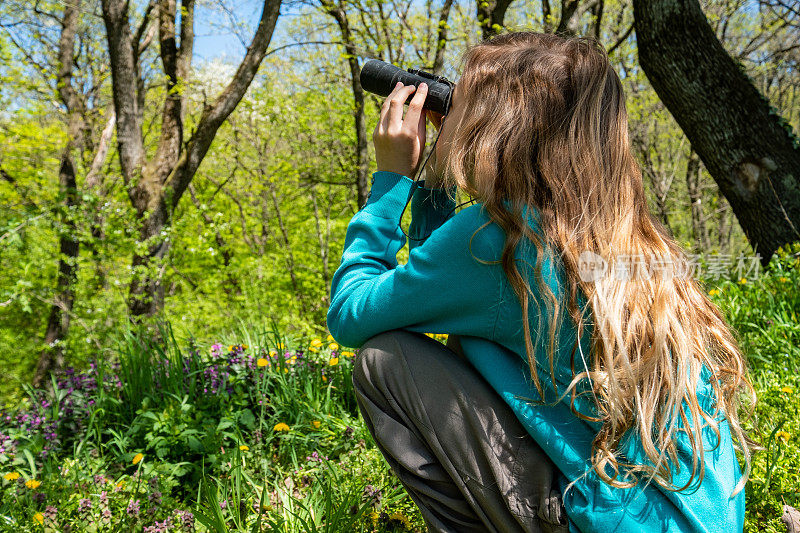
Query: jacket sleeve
[[407, 178, 458, 253], [326, 171, 504, 349]]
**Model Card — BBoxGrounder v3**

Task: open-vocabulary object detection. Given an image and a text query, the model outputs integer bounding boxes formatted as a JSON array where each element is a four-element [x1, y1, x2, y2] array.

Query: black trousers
[[353, 329, 569, 533]]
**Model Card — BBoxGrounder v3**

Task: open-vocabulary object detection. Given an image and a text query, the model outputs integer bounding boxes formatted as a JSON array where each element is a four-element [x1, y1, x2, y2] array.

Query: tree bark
[[591, 0, 604, 40], [35, 152, 80, 387], [633, 0, 800, 265], [33, 0, 85, 387], [101, 0, 282, 318], [476, 0, 514, 41], [431, 0, 454, 76], [555, 0, 601, 36]]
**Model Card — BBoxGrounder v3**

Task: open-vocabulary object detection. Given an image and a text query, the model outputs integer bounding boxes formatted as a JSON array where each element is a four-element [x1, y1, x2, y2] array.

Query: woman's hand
[[373, 81, 429, 179]]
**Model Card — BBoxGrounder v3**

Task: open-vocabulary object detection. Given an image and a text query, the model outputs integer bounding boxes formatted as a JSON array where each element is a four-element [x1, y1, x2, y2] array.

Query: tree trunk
[[555, 0, 601, 36], [102, 0, 283, 318], [476, 0, 514, 41], [33, 0, 85, 386], [686, 146, 710, 251], [431, 0, 454, 76], [34, 153, 79, 387], [633, 0, 800, 265]]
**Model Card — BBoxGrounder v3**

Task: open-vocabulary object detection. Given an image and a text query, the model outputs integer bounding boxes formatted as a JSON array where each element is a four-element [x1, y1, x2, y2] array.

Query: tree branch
[[166, 0, 282, 205]]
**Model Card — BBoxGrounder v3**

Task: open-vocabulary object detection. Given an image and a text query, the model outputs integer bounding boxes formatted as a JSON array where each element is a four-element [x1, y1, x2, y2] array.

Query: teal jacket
[[327, 170, 745, 532]]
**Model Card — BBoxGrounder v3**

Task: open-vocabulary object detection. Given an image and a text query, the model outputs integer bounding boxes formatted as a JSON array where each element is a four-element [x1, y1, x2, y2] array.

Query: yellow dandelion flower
[[283, 367, 288, 374], [329, 343, 339, 351], [341, 351, 355, 357], [257, 358, 269, 367], [388, 512, 411, 528], [738, 277, 747, 284], [33, 512, 43, 525], [329, 358, 339, 366], [310, 338, 323, 347], [312, 420, 321, 429], [25, 479, 41, 489], [273, 422, 290, 432], [115, 479, 125, 488], [777, 430, 790, 443], [229, 345, 235, 351], [132, 453, 144, 465], [239, 445, 250, 452], [781, 386, 794, 394], [3, 472, 20, 481], [326, 334, 334, 341], [708, 289, 720, 296], [779, 277, 789, 283], [269, 350, 277, 357], [242, 344, 248, 350]]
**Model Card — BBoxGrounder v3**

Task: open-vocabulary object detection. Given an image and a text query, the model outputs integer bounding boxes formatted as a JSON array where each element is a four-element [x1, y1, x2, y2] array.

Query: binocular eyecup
[[359, 58, 454, 116]]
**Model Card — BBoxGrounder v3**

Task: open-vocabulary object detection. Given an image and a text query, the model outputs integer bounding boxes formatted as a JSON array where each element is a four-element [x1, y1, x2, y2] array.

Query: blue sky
[[193, 0, 301, 61]]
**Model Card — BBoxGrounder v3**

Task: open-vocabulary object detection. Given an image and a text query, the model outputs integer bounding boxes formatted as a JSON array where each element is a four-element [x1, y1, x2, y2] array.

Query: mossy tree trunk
[[633, 0, 800, 265]]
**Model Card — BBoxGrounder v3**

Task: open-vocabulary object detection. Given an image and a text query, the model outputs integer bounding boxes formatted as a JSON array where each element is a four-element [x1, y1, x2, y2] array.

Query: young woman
[[327, 31, 756, 533]]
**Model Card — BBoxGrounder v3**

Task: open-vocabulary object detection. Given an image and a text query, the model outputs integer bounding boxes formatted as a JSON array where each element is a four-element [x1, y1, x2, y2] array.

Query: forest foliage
[[1, 0, 797, 399], [1, 0, 800, 530]]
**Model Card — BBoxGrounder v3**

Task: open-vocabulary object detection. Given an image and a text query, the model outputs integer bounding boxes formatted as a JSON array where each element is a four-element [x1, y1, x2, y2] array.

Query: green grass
[[0, 242, 798, 532]]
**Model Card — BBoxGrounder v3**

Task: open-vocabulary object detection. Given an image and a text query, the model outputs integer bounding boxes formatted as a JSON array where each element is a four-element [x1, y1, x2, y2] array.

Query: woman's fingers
[[372, 81, 431, 178], [377, 82, 431, 137], [385, 84, 419, 132], [378, 82, 405, 128], [378, 83, 415, 137], [403, 82, 428, 132]]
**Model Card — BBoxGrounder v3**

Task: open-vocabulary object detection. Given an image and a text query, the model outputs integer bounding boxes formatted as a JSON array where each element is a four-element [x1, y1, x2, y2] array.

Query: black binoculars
[[359, 59, 455, 116]]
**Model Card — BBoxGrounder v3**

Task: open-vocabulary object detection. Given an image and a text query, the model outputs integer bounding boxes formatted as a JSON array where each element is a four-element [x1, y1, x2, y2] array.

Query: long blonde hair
[[436, 31, 757, 494]]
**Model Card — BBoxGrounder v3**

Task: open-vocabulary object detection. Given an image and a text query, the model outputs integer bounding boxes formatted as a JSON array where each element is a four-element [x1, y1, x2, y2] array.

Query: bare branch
[[168, 0, 283, 202]]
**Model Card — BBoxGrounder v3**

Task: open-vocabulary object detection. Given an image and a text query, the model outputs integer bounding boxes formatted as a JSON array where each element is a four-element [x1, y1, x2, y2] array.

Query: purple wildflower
[[148, 490, 162, 506], [175, 510, 195, 531], [126, 499, 140, 518], [143, 517, 174, 532], [44, 506, 57, 523]]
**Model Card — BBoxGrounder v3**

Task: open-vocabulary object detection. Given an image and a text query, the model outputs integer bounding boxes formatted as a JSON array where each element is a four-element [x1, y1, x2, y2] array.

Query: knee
[[353, 329, 409, 390]]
